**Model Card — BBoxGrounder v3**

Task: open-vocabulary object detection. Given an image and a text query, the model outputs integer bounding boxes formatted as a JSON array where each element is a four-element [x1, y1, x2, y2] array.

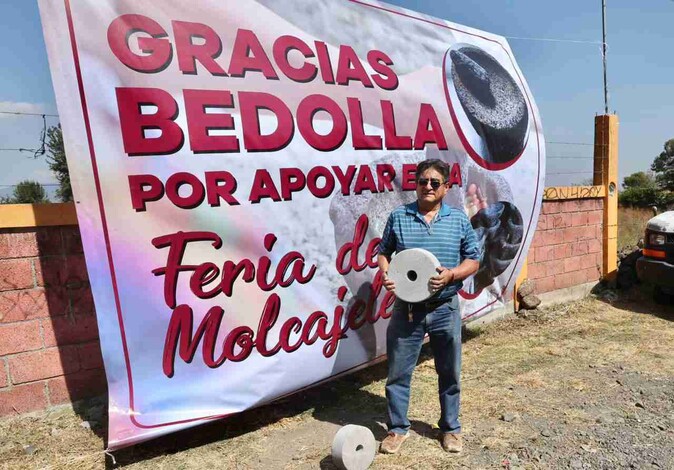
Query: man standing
[[377, 159, 480, 454]]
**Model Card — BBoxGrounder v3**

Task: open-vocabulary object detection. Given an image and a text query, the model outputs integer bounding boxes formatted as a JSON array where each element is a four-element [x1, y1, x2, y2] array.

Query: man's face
[[415, 168, 448, 206]]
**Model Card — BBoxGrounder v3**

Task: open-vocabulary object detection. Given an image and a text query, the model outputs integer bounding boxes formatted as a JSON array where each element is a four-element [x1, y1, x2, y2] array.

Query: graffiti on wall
[[543, 186, 603, 201]]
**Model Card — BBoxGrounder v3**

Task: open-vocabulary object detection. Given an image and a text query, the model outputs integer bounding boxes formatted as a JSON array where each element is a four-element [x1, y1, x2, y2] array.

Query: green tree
[[45, 125, 72, 202], [651, 139, 674, 191], [622, 171, 656, 189], [1, 180, 49, 204]]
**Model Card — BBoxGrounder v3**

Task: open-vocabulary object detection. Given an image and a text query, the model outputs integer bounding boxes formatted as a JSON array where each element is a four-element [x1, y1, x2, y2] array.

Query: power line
[[547, 141, 595, 146], [548, 170, 603, 175], [0, 111, 59, 117], [0, 184, 60, 187], [503, 35, 602, 45], [548, 156, 594, 160]]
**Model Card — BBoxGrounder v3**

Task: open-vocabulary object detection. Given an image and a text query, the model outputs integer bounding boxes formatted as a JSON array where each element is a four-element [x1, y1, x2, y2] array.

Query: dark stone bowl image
[[445, 44, 529, 169], [468, 201, 523, 295]]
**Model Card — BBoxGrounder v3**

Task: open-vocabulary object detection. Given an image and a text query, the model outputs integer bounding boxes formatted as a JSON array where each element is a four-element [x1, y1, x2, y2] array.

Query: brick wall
[[528, 199, 604, 294], [0, 199, 605, 416], [0, 226, 106, 417]]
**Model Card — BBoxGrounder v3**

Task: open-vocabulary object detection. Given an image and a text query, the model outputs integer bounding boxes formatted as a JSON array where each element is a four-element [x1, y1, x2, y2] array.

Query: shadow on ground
[[593, 281, 674, 322], [103, 327, 485, 467]]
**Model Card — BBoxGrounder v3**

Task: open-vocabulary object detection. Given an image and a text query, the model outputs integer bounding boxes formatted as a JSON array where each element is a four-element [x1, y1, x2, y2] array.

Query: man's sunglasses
[[417, 178, 444, 190]]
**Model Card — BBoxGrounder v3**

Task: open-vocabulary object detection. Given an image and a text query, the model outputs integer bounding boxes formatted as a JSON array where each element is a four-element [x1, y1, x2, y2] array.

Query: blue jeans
[[385, 296, 462, 435]]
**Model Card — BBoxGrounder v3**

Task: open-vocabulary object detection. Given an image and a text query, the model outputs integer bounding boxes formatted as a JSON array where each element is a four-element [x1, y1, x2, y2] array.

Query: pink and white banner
[[39, 0, 544, 449]]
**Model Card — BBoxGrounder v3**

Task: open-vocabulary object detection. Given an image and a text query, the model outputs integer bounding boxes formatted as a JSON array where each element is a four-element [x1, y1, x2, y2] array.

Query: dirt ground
[[1, 286, 673, 469]]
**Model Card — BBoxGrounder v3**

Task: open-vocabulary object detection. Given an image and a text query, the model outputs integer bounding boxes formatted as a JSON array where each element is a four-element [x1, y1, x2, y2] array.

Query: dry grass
[[618, 206, 653, 250], [1, 294, 672, 469]]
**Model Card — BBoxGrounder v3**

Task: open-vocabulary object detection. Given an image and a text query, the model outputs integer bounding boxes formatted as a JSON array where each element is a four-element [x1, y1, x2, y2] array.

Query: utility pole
[[601, 0, 609, 114]]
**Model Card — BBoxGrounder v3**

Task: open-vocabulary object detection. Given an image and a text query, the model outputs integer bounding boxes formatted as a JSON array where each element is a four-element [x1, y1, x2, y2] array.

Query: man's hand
[[383, 272, 396, 293], [429, 266, 454, 292]]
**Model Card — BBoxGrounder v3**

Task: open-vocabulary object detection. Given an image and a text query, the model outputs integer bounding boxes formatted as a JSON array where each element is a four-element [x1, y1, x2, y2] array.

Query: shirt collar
[[406, 201, 453, 218]]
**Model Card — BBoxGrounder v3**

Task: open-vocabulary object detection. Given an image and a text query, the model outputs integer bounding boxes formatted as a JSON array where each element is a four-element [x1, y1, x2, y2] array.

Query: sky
[[1, 0, 673, 199]]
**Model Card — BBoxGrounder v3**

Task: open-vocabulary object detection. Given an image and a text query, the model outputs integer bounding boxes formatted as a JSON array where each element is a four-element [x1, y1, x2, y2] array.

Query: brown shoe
[[380, 431, 409, 454], [441, 433, 463, 453]]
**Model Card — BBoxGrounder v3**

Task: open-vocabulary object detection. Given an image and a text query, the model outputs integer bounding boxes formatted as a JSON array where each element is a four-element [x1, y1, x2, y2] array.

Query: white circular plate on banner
[[387, 248, 441, 303]]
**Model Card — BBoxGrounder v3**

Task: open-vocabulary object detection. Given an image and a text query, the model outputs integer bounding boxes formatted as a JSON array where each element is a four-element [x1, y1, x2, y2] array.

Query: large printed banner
[[39, 0, 544, 449]]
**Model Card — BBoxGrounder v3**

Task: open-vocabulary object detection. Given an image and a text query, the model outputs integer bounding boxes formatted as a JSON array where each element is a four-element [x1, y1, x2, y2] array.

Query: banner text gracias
[[107, 15, 461, 210]]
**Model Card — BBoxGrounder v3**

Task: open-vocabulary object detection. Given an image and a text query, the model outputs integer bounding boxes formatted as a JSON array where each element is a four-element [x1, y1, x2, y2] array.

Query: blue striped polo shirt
[[379, 201, 480, 299]]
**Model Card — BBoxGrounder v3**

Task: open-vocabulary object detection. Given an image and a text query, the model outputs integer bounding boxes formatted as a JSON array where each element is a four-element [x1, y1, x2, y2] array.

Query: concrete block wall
[[0, 226, 106, 417], [527, 199, 604, 294]]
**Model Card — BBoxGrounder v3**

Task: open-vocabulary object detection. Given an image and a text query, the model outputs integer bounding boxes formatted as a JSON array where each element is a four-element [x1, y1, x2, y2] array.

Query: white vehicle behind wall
[[636, 210, 674, 303]]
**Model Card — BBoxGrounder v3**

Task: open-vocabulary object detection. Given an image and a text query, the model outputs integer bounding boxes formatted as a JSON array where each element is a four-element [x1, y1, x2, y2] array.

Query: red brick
[[571, 212, 588, 227], [528, 263, 546, 280], [531, 233, 543, 248], [69, 287, 95, 316], [45, 287, 69, 317], [536, 214, 547, 231], [48, 368, 107, 405], [536, 276, 556, 294], [0, 321, 42, 356], [0, 259, 34, 292], [61, 227, 84, 255], [36, 256, 88, 289], [588, 239, 601, 254], [0, 359, 7, 388], [0, 382, 47, 416], [42, 314, 99, 347], [544, 230, 564, 246], [34, 256, 65, 288], [555, 273, 571, 290], [580, 253, 599, 270], [65, 255, 89, 286], [550, 214, 569, 229], [579, 200, 595, 211], [577, 226, 590, 241], [9, 347, 79, 384], [555, 272, 575, 290], [564, 256, 584, 273], [561, 200, 581, 213], [542, 202, 563, 215], [572, 269, 588, 285], [585, 266, 601, 282], [535, 246, 554, 263], [588, 210, 603, 225], [563, 227, 578, 243], [78, 342, 103, 370], [552, 245, 566, 260], [0, 289, 50, 323], [546, 260, 564, 277], [0, 230, 39, 259], [596, 224, 604, 240], [0, 228, 62, 259], [571, 241, 590, 257]]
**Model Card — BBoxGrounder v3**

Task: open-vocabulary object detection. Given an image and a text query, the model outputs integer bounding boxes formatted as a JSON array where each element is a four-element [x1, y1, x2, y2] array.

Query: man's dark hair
[[415, 159, 449, 182]]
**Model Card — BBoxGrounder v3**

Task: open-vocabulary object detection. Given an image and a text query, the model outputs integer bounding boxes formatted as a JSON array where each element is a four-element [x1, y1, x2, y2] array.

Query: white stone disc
[[331, 424, 376, 470], [387, 248, 441, 303]]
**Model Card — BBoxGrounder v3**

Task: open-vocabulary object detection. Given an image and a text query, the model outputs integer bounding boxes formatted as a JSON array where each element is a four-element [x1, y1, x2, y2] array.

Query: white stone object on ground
[[387, 248, 441, 303], [331, 424, 376, 470]]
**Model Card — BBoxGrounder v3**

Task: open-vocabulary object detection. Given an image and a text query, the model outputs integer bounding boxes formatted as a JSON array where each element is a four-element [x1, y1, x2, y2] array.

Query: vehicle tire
[[653, 285, 671, 305]]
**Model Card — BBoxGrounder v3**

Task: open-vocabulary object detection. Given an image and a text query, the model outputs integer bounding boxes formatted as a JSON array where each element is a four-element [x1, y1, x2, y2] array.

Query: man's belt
[[408, 296, 451, 312]]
